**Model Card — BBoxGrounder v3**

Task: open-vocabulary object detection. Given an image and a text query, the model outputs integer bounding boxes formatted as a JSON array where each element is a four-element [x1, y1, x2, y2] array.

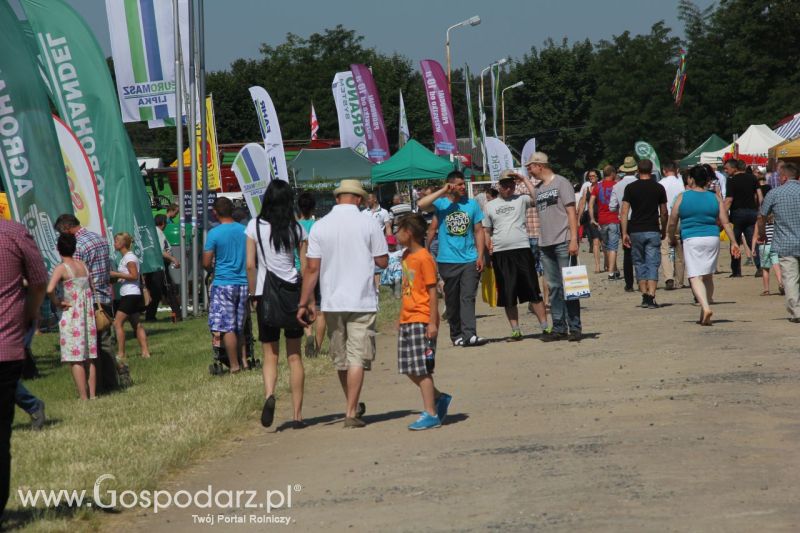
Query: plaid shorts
[[397, 323, 436, 376], [208, 285, 249, 333]]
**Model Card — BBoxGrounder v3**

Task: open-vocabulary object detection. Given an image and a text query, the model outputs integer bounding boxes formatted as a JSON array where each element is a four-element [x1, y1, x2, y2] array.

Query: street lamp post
[[501, 81, 524, 143], [445, 15, 480, 93]]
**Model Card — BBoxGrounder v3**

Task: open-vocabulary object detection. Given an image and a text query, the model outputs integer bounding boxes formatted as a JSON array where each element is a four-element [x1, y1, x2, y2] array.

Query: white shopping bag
[[562, 258, 591, 300]]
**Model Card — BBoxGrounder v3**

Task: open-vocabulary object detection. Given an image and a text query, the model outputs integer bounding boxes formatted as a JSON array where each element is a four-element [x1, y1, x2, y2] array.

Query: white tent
[[775, 112, 800, 140], [700, 124, 784, 164]]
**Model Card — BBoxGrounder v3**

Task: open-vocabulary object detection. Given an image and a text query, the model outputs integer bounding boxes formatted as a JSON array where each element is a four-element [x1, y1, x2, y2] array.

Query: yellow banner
[[171, 96, 222, 190], [0, 193, 11, 220]]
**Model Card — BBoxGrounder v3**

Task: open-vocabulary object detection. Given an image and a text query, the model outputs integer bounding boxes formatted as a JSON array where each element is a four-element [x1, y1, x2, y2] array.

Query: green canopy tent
[[371, 139, 456, 183], [287, 147, 373, 182], [679, 134, 729, 167]]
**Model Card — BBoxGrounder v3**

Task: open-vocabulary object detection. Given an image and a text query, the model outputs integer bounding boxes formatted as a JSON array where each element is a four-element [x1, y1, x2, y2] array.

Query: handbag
[[94, 303, 112, 332], [562, 256, 591, 301], [256, 218, 303, 329]]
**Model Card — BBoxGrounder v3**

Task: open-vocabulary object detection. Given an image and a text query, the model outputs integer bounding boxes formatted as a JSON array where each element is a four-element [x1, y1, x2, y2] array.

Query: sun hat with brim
[[333, 179, 368, 198], [618, 156, 637, 173], [498, 169, 517, 184], [525, 151, 549, 166]]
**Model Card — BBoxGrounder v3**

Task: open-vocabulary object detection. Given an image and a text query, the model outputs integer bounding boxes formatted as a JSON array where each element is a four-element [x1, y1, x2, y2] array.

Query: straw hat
[[525, 151, 549, 166], [333, 179, 368, 198], [618, 156, 637, 173]]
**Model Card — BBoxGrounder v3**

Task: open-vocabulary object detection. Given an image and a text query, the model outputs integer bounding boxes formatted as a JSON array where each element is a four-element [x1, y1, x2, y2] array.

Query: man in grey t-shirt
[[527, 152, 582, 342], [483, 171, 548, 340]]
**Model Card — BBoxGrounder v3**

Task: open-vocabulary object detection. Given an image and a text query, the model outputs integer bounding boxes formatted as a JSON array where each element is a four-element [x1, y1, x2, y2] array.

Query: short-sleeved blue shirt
[[204, 222, 247, 286], [433, 196, 484, 264]]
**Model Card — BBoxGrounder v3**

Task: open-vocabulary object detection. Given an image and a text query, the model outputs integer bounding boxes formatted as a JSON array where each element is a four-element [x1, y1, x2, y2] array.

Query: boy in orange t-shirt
[[396, 214, 451, 431]]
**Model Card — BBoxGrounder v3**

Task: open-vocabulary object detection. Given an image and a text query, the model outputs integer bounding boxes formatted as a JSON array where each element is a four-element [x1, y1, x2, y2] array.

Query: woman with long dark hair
[[245, 180, 307, 428]]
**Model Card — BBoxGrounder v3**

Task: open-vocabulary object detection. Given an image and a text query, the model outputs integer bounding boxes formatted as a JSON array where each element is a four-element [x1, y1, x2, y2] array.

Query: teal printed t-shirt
[[433, 196, 484, 264], [204, 222, 248, 286]]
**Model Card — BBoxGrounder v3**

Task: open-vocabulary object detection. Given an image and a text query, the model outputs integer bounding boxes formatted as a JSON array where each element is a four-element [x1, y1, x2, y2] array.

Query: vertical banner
[[350, 64, 390, 163], [420, 59, 458, 155], [490, 63, 501, 138], [520, 138, 537, 176], [174, 96, 221, 190], [310, 102, 319, 140], [465, 64, 478, 150], [0, 1, 74, 272], [479, 87, 488, 171], [105, 0, 189, 123], [484, 137, 515, 181], [248, 86, 288, 182], [634, 141, 662, 180], [398, 89, 410, 148], [53, 116, 106, 236], [331, 71, 368, 157], [22, 0, 162, 273], [232, 144, 272, 217]]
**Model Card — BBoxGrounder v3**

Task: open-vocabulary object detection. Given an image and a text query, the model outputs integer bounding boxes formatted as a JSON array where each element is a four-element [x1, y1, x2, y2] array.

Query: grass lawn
[[5, 288, 401, 532]]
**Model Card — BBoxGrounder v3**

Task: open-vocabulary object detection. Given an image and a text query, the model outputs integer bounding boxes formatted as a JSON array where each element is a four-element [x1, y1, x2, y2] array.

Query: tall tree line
[[126, 0, 800, 181]]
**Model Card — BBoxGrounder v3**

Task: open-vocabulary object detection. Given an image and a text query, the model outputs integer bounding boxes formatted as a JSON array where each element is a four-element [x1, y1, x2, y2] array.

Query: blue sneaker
[[408, 412, 441, 431], [436, 393, 452, 423]]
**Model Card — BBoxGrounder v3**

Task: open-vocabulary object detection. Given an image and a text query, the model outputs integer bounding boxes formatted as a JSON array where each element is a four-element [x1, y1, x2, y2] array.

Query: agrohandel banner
[[0, 1, 73, 272], [420, 59, 457, 155], [22, 0, 162, 272], [332, 71, 368, 158], [349, 64, 390, 163]]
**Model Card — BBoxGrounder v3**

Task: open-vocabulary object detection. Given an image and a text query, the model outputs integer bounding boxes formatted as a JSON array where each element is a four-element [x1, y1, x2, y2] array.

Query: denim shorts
[[529, 238, 543, 274], [208, 285, 249, 333], [600, 223, 620, 252], [759, 244, 780, 269], [630, 231, 662, 281]]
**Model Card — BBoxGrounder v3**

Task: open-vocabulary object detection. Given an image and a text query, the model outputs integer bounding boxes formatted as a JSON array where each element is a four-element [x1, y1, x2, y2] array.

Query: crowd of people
[[2, 148, 799, 519]]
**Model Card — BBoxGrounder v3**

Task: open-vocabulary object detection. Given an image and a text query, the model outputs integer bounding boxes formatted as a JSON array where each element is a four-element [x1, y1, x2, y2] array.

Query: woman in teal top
[[667, 166, 739, 325], [296, 192, 324, 357]]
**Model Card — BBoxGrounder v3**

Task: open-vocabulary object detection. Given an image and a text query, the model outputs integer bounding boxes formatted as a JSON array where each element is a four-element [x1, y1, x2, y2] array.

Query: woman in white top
[[110, 232, 151, 360], [245, 181, 308, 429]]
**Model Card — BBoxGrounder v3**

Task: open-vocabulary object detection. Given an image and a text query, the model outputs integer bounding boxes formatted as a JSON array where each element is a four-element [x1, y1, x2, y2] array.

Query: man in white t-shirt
[[362, 193, 391, 236], [658, 162, 686, 289], [298, 180, 389, 428]]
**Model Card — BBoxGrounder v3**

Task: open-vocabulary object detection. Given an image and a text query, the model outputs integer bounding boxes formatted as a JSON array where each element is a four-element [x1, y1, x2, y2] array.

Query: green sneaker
[[507, 329, 523, 342]]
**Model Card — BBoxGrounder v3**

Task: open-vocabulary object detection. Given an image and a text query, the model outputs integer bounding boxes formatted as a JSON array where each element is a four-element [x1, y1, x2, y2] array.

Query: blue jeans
[[15, 382, 39, 414], [540, 242, 582, 334], [630, 232, 662, 281], [529, 238, 543, 274]]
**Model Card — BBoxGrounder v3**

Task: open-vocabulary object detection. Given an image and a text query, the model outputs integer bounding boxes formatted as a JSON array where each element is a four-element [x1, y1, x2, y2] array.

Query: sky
[[58, 0, 715, 73]]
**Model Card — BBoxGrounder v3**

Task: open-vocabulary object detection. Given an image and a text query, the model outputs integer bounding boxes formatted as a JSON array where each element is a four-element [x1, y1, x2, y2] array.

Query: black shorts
[[584, 220, 602, 240], [492, 248, 543, 307], [116, 294, 143, 316], [255, 296, 303, 344]]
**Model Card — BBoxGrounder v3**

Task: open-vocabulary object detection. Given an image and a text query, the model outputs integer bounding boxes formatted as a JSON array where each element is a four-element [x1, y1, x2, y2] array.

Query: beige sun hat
[[525, 151, 549, 166], [333, 179, 368, 198], [618, 156, 637, 173]]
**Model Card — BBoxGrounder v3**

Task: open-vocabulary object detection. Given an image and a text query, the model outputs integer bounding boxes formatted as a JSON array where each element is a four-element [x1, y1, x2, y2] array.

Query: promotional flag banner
[[420, 59, 458, 155], [22, 0, 162, 272], [671, 48, 687, 107], [398, 90, 410, 148], [490, 63, 501, 137], [465, 64, 478, 150], [172, 96, 222, 190], [479, 89, 488, 171], [349, 64, 390, 163], [53, 115, 106, 237], [105, 0, 189, 123], [0, 2, 74, 272], [484, 137, 515, 181], [520, 138, 537, 176], [248, 86, 288, 182], [634, 141, 662, 179], [232, 144, 272, 217], [331, 71, 368, 157], [310, 102, 319, 140]]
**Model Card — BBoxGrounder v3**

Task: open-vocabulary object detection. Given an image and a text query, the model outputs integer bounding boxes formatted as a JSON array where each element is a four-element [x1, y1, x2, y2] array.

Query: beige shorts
[[326, 312, 377, 371]]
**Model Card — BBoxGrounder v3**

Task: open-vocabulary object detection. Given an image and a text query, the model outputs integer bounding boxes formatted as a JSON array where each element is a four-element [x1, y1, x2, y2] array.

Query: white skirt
[[683, 236, 720, 278]]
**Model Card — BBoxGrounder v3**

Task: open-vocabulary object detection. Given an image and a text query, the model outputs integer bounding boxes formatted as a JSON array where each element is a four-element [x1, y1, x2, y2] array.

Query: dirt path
[[114, 251, 800, 532]]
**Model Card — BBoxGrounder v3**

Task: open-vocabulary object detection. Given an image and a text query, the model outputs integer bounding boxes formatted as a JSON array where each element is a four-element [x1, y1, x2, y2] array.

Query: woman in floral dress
[[47, 233, 98, 400]]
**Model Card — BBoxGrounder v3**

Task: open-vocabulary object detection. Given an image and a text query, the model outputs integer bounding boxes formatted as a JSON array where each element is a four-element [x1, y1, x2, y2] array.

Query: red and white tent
[[701, 124, 784, 165]]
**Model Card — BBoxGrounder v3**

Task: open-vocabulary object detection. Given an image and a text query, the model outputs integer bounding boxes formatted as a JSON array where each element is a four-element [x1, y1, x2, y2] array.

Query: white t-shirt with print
[[118, 252, 141, 297], [307, 204, 389, 313], [244, 218, 307, 296]]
